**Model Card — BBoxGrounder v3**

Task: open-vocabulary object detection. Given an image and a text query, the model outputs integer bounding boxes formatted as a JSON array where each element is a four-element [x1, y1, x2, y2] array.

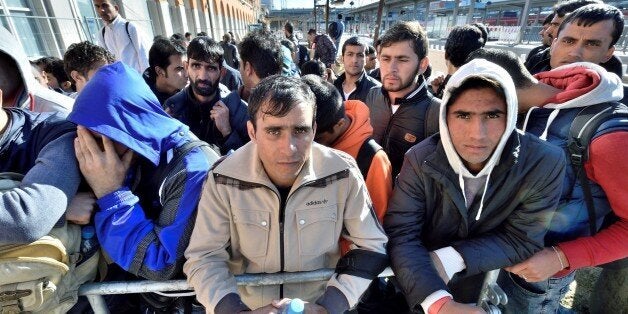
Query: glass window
[[11, 10, 46, 56]]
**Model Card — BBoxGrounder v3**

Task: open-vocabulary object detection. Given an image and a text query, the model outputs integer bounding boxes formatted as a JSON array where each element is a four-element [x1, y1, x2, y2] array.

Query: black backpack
[[567, 102, 628, 235]]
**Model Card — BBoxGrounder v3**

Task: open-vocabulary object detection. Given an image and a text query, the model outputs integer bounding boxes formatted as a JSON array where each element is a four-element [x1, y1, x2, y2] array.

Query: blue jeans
[[497, 270, 575, 314]]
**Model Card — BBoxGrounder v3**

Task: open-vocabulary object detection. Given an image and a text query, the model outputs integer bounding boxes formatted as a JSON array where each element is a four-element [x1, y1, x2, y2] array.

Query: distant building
[[0, 0, 260, 59]]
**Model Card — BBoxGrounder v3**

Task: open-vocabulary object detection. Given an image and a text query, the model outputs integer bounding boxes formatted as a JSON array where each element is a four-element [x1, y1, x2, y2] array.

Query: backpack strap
[[147, 139, 217, 202], [356, 138, 382, 180], [424, 95, 441, 138], [567, 102, 628, 235], [125, 21, 133, 46], [101, 26, 107, 50]]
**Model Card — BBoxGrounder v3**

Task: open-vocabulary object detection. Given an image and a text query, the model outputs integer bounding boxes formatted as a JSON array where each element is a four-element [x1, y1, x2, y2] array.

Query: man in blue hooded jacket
[[68, 61, 217, 287]]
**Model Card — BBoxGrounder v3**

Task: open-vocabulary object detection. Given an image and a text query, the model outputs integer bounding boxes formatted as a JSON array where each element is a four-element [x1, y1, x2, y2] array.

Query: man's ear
[[419, 56, 430, 75], [244, 61, 253, 77], [247, 120, 256, 142], [220, 66, 226, 78], [70, 70, 84, 84], [61, 80, 73, 91], [155, 66, 165, 77]]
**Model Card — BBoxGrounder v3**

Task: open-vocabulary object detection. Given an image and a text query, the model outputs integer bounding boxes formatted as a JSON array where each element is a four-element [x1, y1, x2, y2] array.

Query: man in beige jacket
[[184, 75, 388, 314]]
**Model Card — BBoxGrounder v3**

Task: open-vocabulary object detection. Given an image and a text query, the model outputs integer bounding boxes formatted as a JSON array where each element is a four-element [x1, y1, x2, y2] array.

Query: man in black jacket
[[164, 36, 249, 155], [365, 22, 438, 176], [384, 60, 565, 314], [333, 36, 381, 103]]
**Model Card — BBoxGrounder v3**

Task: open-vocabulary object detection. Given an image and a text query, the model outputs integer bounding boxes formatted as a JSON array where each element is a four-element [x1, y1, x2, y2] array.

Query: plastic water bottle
[[80, 226, 99, 260], [282, 298, 304, 314]]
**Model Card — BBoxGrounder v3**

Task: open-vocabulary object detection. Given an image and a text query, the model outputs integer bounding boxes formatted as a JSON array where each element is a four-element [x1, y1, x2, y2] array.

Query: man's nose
[[468, 119, 487, 140]]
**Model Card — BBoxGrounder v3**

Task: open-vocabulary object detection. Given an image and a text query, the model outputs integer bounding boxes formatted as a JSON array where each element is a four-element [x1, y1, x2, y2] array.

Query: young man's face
[[93, 0, 119, 24], [550, 20, 615, 69], [447, 87, 506, 174], [342, 45, 366, 77], [545, 15, 564, 43], [365, 52, 378, 71], [186, 57, 221, 98], [45, 72, 60, 90], [247, 101, 315, 188], [159, 54, 188, 93], [540, 24, 552, 46], [379, 40, 424, 94]]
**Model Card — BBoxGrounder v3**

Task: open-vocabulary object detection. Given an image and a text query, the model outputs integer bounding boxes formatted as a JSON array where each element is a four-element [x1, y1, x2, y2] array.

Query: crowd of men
[[0, 0, 626, 313]]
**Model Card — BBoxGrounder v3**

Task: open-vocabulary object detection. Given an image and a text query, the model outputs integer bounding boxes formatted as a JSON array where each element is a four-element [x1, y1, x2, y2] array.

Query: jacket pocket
[[233, 209, 270, 258], [295, 206, 338, 255]]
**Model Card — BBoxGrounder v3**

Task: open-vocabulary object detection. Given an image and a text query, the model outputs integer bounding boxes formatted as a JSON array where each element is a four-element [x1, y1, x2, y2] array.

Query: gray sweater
[[0, 119, 80, 245]]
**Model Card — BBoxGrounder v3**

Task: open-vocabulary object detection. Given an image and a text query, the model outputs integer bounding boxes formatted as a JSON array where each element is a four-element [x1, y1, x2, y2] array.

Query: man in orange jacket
[[303, 74, 392, 229]]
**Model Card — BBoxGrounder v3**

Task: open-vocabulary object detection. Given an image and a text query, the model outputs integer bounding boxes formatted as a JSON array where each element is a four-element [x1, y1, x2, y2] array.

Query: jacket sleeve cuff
[[433, 246, 466, 280], [316, 286, 350, 313], [96, 187, 138, 210], [557, 242, 584, 269], [214, 293, 250, 314], [420, 290, 453, 314]]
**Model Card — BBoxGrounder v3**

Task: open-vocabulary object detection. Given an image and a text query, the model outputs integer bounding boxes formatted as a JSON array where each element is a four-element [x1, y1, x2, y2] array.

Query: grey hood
[[439, 59, 518, 219], [0, 26, 72, 113]]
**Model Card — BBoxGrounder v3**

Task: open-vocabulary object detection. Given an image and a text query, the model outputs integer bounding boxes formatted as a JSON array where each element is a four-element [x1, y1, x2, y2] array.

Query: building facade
[[0, 0, 260, 59]]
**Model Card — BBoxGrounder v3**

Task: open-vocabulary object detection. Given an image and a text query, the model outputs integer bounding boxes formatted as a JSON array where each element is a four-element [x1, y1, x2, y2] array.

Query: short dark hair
[[196, 31, 208, 37], [554, 0, 602, 17], [557, 3, 624, 47], [445, 76, 506, 110], [445, 25, 484, 68], [301, 75, 344, 134], [366, 45, 376, 56], [466, 48, 536, 89], [248, 75, 316, 129], [300, 60, 326, 77], [64, 41, 115, 79], [170, 33, 184, 41], [378, 21, 428, 60], [41, 57, 71, 88], [239, 29, 283, 79], [543, 12, 555, 25], [223, 33, 232, 42], [285, 22, 294, 34], [149, 38, 186, 75], [471, 23, 489, 46], [184, 32, 191, 38], [187, 36, 224, 66], [341, 36, 366, 55], [308, 28, 317, 35]]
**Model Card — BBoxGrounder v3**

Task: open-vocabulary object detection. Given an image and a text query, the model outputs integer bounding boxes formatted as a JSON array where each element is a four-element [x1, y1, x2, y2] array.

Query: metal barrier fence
[[78, 268, 395, 313]]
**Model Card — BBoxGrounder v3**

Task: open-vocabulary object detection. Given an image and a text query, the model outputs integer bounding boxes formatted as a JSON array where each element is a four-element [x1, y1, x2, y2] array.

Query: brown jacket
[[184, 142, 388, 313]]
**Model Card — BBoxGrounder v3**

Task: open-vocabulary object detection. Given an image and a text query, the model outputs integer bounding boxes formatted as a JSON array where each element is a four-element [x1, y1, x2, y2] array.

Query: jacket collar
[[381, 77, 428, 106]]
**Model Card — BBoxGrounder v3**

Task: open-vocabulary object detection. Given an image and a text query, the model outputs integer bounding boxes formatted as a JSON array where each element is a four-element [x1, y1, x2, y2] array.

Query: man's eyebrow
[[584, 39, 603, 45], [485, 109, 506, 115]]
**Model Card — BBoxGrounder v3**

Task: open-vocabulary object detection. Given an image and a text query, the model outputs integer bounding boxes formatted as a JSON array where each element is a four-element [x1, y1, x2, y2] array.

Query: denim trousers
[[497, 270, 576, 314]]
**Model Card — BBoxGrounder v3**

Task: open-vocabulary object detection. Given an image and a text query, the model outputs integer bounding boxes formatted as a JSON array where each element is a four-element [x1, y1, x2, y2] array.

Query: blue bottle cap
[[288, 298, 305, 313], [82, 226, 95, 239]]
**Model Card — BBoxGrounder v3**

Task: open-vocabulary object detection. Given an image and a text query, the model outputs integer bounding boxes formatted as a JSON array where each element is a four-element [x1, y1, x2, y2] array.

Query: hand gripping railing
[[78, 267, 507, 313]]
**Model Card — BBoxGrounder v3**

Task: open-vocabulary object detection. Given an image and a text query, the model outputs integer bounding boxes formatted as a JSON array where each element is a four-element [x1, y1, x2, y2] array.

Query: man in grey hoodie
[[384, 59, 566, 314], [0, 26, 73, 114]]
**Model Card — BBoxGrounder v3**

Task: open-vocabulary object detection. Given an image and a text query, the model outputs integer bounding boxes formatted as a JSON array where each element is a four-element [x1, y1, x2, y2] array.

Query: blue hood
[[68, 62, 189, 166]]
